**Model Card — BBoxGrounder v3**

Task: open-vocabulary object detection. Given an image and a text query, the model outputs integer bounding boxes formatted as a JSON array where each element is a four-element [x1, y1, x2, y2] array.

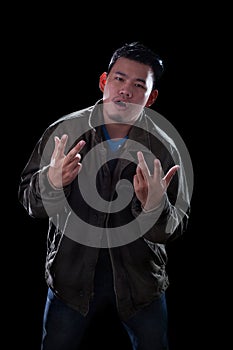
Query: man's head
[[99, 42, 164, 126], [107, 42, 164, 90]]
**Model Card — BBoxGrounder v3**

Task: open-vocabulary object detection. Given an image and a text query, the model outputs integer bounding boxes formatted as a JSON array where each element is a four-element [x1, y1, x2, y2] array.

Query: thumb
[[163, 165, 179, 188]]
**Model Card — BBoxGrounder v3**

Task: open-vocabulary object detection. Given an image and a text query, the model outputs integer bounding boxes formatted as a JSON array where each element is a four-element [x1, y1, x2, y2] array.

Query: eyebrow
[[114, 71, 146, 85]]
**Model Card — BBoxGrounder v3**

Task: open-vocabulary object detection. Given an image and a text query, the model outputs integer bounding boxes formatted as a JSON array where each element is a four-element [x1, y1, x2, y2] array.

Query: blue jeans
[[41, 287, 169, 350]]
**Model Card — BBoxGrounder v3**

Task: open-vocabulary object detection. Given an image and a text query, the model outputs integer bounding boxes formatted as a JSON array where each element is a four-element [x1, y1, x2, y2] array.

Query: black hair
[[107, 41, 164, 89]]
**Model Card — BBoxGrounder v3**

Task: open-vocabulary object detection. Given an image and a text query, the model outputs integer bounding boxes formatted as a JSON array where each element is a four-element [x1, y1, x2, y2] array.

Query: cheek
[[134, 92, 150, 106], [103, 84, 115, 100], [143, 91, 153, 105]]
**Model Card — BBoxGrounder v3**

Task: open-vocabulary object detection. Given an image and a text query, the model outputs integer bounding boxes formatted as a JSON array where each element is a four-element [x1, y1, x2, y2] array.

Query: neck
[[104, 123, 131, 139]]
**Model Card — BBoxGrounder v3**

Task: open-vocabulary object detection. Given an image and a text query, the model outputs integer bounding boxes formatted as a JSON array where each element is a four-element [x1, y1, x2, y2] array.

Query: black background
[[8, 6, 207, 350]]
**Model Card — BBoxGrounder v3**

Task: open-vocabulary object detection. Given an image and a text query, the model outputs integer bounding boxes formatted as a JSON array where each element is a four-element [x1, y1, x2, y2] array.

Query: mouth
[[114, 100, 127, 109]]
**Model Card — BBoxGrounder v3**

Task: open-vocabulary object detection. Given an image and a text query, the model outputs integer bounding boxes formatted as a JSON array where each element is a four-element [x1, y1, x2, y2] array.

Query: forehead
[[110, 57, 154, 81]]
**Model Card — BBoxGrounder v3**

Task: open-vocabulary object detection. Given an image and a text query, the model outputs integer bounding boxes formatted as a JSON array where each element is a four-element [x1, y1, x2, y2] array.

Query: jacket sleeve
[[18, 125, 71, 218]]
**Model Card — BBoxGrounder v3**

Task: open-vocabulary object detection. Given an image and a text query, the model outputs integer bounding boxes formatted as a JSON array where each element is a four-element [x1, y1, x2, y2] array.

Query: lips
[[114, 100, 127, 108]]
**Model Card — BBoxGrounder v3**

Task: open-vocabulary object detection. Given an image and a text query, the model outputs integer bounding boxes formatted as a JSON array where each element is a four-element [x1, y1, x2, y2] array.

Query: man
[[18, 42, 191, 350]]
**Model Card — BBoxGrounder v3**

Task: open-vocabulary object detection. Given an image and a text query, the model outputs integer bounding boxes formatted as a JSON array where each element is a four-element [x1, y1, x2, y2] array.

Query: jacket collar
[[88, 99, 152, 152]]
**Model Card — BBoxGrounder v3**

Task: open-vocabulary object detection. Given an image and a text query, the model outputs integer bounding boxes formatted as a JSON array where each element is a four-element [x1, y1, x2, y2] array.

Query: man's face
[[102, 57, 155, 125]]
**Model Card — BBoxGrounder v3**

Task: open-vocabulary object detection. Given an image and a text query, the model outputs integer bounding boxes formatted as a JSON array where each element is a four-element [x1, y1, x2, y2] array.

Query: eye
[[115, 76, 124, 82], [135, 83, 146, 89]]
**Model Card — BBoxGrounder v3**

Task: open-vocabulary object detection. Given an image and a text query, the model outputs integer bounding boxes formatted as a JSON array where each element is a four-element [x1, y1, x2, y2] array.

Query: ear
[[99, 72, 107, 92], [145, 89, 159, 107]]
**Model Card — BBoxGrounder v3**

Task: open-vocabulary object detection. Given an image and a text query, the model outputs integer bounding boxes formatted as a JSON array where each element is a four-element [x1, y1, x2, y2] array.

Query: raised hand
[[48, 134, 86, 189], [133, 151, 179, 211]]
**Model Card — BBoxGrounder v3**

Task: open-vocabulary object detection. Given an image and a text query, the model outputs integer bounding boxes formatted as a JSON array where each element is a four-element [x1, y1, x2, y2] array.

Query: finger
[[56, 134, 68, 158], [51, 136, 60, 159], [133, 174, 141, 193], [133, 170, 145, 189], [133, 174, 139, 186], [75, 140, 86, 152], [137, 151, 151, 179], [136, 165, 147, 183], [153, 158, 163, 181], [68, 140, 86, 160], [163, 165, 180, 187]]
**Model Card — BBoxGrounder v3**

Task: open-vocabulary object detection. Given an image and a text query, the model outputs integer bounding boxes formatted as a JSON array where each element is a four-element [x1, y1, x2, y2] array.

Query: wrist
[[142, 195, 166, 213], [47, 172, 63, 190]]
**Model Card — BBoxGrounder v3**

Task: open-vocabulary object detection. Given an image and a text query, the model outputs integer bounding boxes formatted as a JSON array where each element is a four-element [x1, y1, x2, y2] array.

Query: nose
[[119, 83, 132, 99]]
